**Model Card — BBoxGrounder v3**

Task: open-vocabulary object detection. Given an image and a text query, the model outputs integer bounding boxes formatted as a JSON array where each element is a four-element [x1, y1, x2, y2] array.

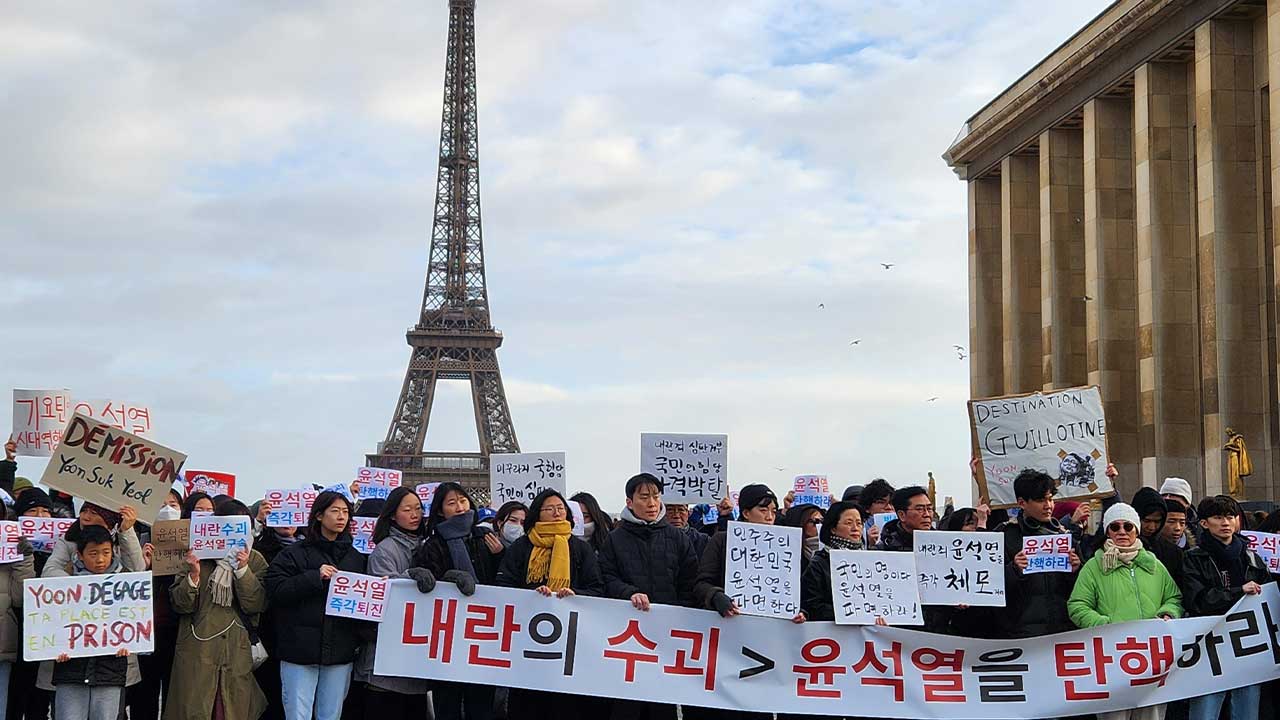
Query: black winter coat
[[494, 536, 604, 595], [683, 526, 710, 559], [1000, 516, 1077, 638], [263, 536, 367, 666], [53, 654, 127, 687], [1180, 538, 1272, 617], [599, 519, 699, 607], [801, 548, 836, 621], [1142, 535, 1185, 586], [874, 520, 957, 634], [414, 529, 501, 585], [693, 530, 730, 610]]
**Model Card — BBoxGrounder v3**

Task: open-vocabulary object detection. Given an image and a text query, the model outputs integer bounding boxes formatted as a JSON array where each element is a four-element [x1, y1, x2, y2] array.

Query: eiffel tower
[[367, 0, 518, 504]]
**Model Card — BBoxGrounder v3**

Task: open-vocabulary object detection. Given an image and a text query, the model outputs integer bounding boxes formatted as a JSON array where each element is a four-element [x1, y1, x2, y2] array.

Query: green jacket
[[1068, 547, 1182, 628]]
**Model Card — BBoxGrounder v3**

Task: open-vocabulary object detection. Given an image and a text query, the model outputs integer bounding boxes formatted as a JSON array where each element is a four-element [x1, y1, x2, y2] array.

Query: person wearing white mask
[[569, 492, 613, 555], [494, 501, 527, 548]]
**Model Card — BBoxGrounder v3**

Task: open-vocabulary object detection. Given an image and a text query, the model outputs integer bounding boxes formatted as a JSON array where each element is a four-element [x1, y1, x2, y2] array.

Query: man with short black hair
[[1000, 469, 1080, 639], [858, 478, 895, 546], [874, 485, 966, 634]]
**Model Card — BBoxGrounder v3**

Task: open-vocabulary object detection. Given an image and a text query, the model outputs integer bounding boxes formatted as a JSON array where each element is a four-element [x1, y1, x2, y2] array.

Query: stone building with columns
[[944, 0, 1279, 504]]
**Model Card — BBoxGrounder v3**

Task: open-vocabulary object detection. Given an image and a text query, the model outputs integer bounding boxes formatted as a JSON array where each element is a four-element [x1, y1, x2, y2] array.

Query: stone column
[[1083, 96, 1140, 494], [1195, 19, 1269, 497], [969, 176, 1004, 399], [1040, 128, 1089, 391], [1134, 61, 1202, 491], [1002, 154, 1042, 394]]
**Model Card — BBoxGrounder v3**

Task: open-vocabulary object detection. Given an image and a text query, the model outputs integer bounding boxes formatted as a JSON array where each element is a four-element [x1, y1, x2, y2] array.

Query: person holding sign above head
[[263, 490, 367, 720], [598, 473, 700, 720], [493, 489, 605, 720], [51, 525, 131, 720], [42, 502, 144, 578], [410, 482, 502, 720], [164, 498, 270, 720], [1001, 469, 1080, 641]]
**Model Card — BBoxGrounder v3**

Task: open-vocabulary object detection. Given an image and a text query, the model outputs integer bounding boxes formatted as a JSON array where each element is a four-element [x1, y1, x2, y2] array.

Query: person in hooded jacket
[[784, 503, 824, 574], [354, 487, 431, 719], [569, 492, 613, 554], [1000, 469, 1081, 639], [1132, 487, 1185, 584], [8, 490, 53, 720], [409, 482, 502, 720], [264, 491, 367, 720], [164, 498, 269, 720], [494, 489, 603, 719], [598, 474, 700, 720]]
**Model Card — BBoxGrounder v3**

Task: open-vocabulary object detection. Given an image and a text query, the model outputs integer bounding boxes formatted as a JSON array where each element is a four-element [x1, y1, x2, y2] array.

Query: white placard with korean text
[[355, 467, 402, 501], [489, 452, 567, 506], [265, 488, 318, 527], [912, 530, 1005, 606], [351, 517, 377, 555], [1242, 531, 1280, 573], [792, 475, 831, 509], [12, 389, 71, 457], [1022, 534, 1073, 574], [18, 517, 75, 555], [640, 433, 727, 504], [69, 399, 155, 439], [325, 571, 389, 622], [829, 549, 921, 625], [723, 521, 800, 620], [189, 515, 251, 560]]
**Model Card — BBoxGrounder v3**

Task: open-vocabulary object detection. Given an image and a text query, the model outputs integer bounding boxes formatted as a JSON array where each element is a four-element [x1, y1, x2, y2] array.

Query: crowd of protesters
[[1, 438, 1278, 720]]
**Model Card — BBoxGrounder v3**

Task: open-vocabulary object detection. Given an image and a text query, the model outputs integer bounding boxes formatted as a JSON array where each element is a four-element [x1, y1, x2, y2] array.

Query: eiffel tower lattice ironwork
[[367, 0, 518, 503]]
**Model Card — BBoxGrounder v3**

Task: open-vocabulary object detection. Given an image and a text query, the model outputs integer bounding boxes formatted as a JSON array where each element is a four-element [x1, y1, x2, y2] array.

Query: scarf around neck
[[526, 520, 572, 591], [1100, 539, 1142, 572], [826, 534, 861, 551], [620, 506, 664, 527], [1205, 533, 1248, 586], [437, 511, 478, 579]]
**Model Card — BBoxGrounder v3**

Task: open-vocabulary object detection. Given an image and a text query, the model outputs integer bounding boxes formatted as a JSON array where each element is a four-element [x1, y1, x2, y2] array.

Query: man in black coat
[[1000, 469, 1080, 639], [874, 485, 964, 634], [598, 473, 699, 720], [1132, 486, 1185, 584]]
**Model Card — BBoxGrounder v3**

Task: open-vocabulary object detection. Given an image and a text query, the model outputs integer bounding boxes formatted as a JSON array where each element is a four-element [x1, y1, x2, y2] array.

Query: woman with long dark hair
[[354, 487, 430, 719], [568, 491, 613, 553], [263, 491, 367, 720], [494, 501, 527, 549]]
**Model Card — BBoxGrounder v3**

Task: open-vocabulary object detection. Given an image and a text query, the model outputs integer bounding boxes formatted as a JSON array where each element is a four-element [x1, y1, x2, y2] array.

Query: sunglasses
[[1107, 521, 1136, 533]]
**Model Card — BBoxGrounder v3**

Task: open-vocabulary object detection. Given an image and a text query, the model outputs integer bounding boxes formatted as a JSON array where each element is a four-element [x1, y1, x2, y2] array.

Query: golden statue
[[1223, 427, 1252, 499], [927, 472, 937, 508]]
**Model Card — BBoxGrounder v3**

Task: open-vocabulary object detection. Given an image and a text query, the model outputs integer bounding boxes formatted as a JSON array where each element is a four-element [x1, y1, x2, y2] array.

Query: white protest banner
[[1243, 531, 1280, 573], [325, 571, 388, 622], [375, 582, 1280, 719], [189, 515, 251, 560], [791, 475, 831, 509], [355, 467, 402, 501], [723, 521, 800, 620], [489, 452, 566, 506], [12, 389, 71, 458], [183, 470, 235, 498], [870, 512, 895, 533], [16, 517, 74, 555], [351, 517, 377, 555], [1023, 534, 1073, 573], [640, 433, 727, 504], [912, 530, 1005, 606], [69, 399, 155, 439], [829, 549, 920, 625], [40, 413, 186, 524], [969, 386, 1112, 508], [0, 522, 20, 564], [416, 482, 440, 512], [23, 572, 155, 661], [264, 488, 318, 527], [150, 519, 189, 576]]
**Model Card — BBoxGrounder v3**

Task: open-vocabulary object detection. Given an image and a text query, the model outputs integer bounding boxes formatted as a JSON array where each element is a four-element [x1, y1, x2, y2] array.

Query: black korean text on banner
[[39, 412, 187, 524], [23, 572, 155, 661], [489, 452, 567, 506], [912, 530, 1005, 606], [968, 386, 1113, 508], [640, 433, 727, 504], [723, 521, 801, 619], [374, 582, 1280, 719], [829, 549, 921, 625]]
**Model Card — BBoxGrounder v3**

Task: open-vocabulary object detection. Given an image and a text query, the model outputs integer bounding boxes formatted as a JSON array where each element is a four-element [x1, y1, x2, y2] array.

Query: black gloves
[[406, 567, 436, 594], [442, 569, 477, 596], [711, 591, 735, 617]]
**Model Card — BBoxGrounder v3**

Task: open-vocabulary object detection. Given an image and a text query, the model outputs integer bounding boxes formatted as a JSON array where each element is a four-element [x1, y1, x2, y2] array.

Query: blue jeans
[[1188, 684, 1260, 720], [280, 661, 352, 720]]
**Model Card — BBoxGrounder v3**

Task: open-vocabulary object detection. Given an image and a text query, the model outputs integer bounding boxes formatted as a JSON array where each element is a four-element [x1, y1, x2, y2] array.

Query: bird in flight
[[818, 303, 825, 309], [849, 339, 862, 346], [881, 263, 895, 270], [926, 396, 939, 402], [953, 345, 965, 351]]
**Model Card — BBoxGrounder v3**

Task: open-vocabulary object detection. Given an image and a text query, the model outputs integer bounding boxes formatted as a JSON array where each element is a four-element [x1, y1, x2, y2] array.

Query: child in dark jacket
[[53, 525, 131, 720]]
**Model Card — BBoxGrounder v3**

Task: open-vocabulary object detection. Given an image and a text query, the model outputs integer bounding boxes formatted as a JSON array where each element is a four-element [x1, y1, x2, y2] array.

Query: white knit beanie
[[1158, 477, 1193, 504], [1103, 502, 1140, 529]]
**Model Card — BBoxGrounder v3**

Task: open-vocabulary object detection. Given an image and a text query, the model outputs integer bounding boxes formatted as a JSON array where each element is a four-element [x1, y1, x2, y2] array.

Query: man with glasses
[[1001, 469, 1081, 640], [664, 502, 709, 558], [874, 486, 959, 633]]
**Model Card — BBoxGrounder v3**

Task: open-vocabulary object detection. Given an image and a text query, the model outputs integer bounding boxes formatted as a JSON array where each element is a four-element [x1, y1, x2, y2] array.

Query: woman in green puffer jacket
[[1069, 502, 1183, 629]]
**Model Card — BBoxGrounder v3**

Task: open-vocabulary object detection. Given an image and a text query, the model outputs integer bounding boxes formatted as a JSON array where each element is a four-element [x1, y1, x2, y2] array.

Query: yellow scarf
[[526, 520, 573, 591]]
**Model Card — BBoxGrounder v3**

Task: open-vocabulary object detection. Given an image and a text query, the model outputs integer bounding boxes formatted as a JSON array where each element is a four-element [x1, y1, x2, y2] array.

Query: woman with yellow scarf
[[494, 489, 605, 718]]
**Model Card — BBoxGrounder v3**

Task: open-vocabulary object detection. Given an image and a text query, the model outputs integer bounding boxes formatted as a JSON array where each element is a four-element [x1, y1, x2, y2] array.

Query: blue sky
[[2, 0, 1112, 511]]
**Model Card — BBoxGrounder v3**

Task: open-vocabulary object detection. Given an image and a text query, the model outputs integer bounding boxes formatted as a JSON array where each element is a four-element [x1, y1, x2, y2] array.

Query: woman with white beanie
[[1068, 502, 1182, 720]]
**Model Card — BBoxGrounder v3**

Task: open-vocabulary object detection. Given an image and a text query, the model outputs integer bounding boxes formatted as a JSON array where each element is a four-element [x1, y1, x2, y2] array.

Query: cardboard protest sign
[[189, 515, 251, 560], [1022, 534, 1072, 573], [351, 517, 377, 555], [0, 522, 20, 564], [69, 399, 155, 439], [1243, 531, 1280, 573], [415, 482, 440, 512], [40, 413, 186, 524], [355, 467, 402, 501], [325, 571, 388, 622], [265, 488, 318, 527], [724, 521, 800, 619], [184, 470, 235, 498], [912, 530, 1005, 606], [150, 520, 190, 576], [490, 452, 567, 506], [12, 389, 71, 457], [17, 517, 74, 554], [969, 386, 1112, 508], [23, 572, 155, 661], [829, 549, 921, 625], [640, 433, 727, 504], [791, 475, 831, 509]]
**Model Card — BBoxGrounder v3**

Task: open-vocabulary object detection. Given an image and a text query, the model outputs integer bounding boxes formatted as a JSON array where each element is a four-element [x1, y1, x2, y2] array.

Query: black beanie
[[14, 488, 53, 517], [738, 484, 777, 512]]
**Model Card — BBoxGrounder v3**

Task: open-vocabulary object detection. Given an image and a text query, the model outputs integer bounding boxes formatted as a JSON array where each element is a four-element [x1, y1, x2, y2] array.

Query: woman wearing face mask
[[409, 483, 502, 720], [128, 484, 188, 720], [568, 492, 612, 554], [355, 487, 430, 719], [494, 501, 527, 549], [784, 504, 824, 574]]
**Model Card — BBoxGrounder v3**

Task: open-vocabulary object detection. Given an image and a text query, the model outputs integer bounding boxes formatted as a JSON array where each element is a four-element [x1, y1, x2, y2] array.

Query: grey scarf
[[437, 511, 478, 579]]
